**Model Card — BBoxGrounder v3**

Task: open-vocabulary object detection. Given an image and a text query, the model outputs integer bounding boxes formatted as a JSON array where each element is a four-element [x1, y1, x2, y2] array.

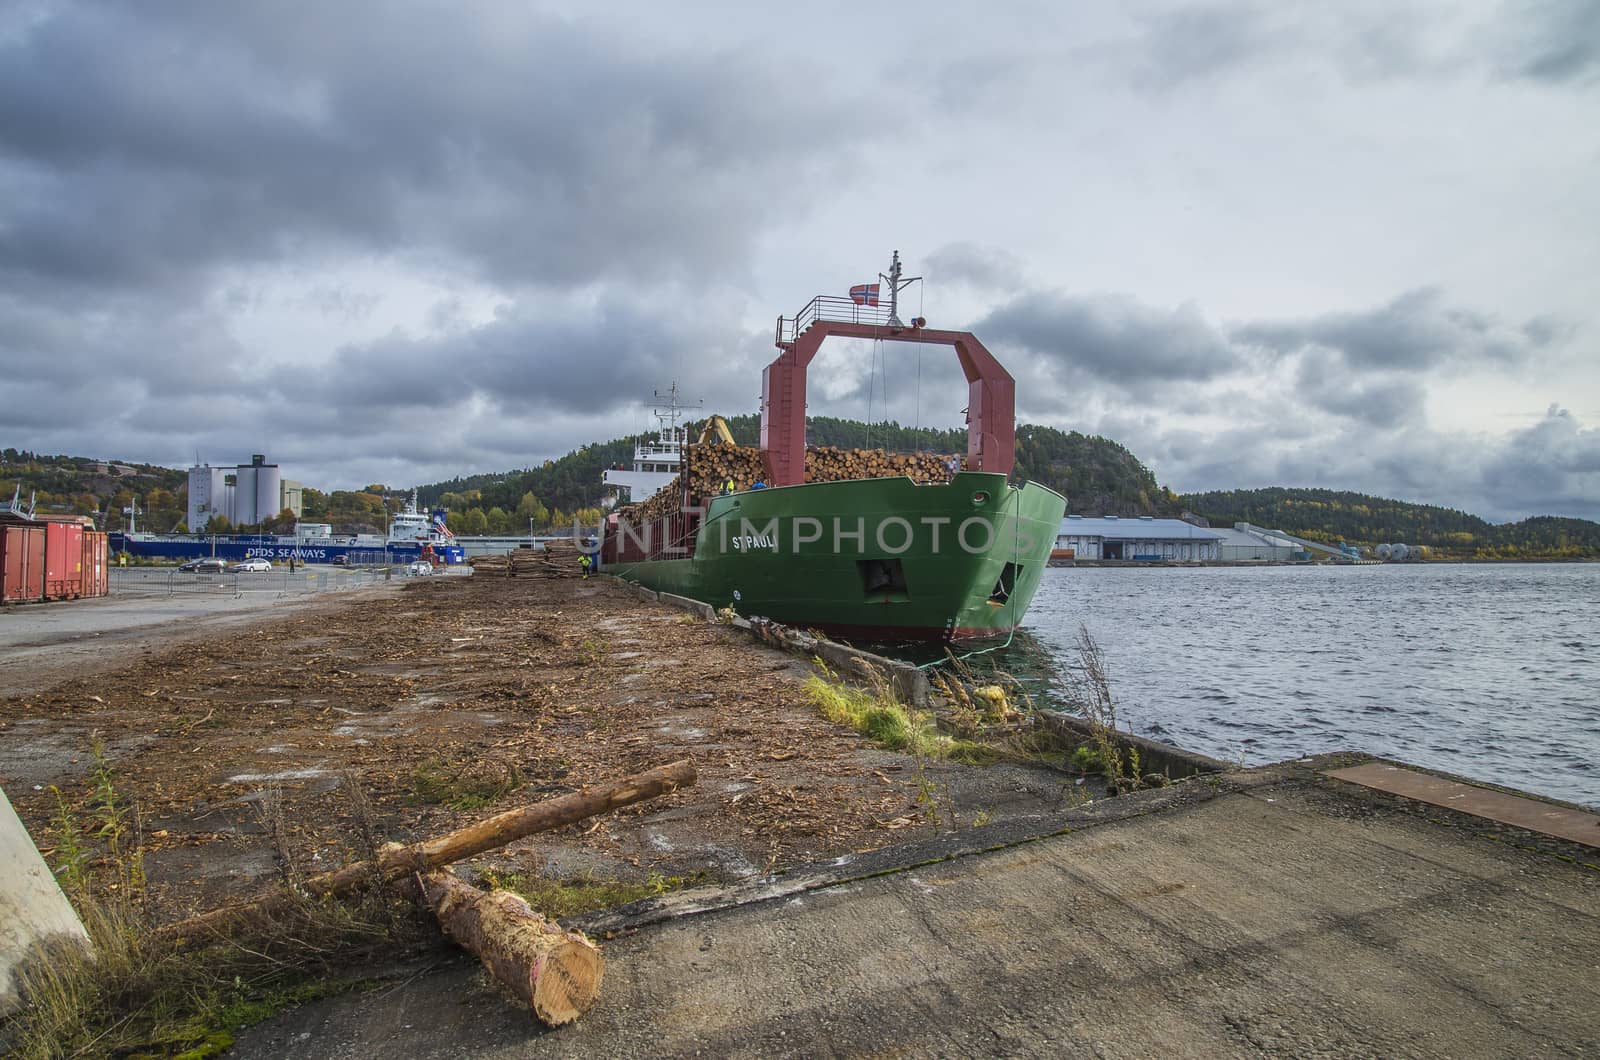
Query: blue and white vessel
[[110, 492, 465, 565]]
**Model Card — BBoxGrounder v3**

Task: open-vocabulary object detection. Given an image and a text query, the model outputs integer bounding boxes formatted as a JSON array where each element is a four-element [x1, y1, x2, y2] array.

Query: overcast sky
[[3, 0, 1596, 521]]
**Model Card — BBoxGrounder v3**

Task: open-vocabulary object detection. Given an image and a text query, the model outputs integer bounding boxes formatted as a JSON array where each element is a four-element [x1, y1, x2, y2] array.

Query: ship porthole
[[971, 491, 990, 507]]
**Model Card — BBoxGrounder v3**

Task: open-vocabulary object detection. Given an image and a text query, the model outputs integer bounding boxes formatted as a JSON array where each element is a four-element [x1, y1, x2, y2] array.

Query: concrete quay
[[235, 755, 1600, 1058]]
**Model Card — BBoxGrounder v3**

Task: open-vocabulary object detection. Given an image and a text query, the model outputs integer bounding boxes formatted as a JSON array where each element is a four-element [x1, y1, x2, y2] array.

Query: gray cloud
[[1495, 0, 1600, 83], [325, 291, 769, 418], [1478, 405, 1600, 513], [0, 1, 863, 296], [976, 291, 1244, 389], [1294, 356, 1429, 429], [1100, 394, 1600, 523], [925, 242, 1026, 295], [1105, 1, 1600, 90], [1232, 288, 1560, 370], [1128, 3, 1289, 90], [0, 0, 1594, 532]]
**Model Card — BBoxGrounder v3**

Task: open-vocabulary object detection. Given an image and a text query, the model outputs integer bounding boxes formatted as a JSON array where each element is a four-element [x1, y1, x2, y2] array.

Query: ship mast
[[651, 382, 702, 449], [879, 250, 922, 329]]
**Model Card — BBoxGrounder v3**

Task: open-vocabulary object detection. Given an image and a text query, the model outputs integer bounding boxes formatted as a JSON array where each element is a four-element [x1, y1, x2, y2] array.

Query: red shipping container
[[2, 517, 108, 603], [44, 520, 74, 599], [2, 524, 46, 603], [83, 530, 108, 597]]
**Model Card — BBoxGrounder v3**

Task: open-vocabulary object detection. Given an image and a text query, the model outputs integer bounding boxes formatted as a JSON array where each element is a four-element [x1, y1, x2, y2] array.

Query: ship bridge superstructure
[[602, 383, 700, 506]]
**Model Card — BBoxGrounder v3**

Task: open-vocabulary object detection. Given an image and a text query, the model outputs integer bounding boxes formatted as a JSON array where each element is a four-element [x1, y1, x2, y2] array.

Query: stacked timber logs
[[803, 446, 962, 485], [469, 540, 588, 578], [539, 538, 588, 577], [626, 443, 967, 524]]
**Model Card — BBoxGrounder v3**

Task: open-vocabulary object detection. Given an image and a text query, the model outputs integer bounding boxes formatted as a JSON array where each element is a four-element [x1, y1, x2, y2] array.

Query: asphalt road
[[234, 761, 1600, 1058], [0, 571, 401, 694]]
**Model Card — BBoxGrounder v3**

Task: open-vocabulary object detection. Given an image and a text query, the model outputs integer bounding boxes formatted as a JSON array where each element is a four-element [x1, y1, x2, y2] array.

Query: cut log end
[[528, 927, 604, 1026], [424, 873, 604, 1026]]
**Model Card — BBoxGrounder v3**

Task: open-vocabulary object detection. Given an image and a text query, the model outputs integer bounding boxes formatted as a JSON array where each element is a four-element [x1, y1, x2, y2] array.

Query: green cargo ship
[[599, 253, 1067, 644]]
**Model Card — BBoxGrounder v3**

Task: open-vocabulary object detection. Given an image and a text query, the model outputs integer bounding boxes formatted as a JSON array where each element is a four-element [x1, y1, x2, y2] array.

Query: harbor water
[[1001, 563, 1600, 810]]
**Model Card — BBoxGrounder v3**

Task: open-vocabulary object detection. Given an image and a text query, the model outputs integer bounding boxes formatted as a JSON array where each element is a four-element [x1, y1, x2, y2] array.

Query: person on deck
[[722, 478, 735, 495], [579, 553, 592, 579]]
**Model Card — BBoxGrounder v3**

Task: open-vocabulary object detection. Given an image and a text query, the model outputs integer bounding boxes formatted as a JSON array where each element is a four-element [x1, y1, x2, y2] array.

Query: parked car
[[177, 558, 228, 573], [230, 559, 273, 573], [406, 560, 435, 576]]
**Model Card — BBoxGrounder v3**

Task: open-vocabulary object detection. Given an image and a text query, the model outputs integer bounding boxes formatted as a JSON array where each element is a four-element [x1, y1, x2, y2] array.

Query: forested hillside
[[27, 437, 1591, 556], [414, 417, 1178, 522], [1183, 487, 1600, 557], [0, 449, 188, 530]]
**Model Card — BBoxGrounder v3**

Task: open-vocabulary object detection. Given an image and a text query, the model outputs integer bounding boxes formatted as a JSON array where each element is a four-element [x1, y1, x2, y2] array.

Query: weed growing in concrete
[[47, 787, 89, 898], [410, 757, 525, 811], [803, 661, 986, 762], [12, 756, 420, 1060], [925, 656, 1067, 769], [1063, 626, 1149, 793], [1068, 744, 1102, 775], [913, 764, 948, 827], [476, 868, 692, 918]]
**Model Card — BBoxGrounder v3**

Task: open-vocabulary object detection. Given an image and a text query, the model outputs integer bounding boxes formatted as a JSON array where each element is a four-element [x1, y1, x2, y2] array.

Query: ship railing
[[776, 295, 895, 346]]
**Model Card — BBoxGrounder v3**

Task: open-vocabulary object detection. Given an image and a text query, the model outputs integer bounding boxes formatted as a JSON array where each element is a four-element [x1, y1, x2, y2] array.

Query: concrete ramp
[[1326, 761, 1600, 848], [1, 785, 89, 1015], [233, 760, 1600, 1057]]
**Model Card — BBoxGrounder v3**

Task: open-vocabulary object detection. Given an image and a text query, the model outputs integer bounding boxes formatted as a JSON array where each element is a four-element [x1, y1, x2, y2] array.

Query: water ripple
[[1010, 562, 1600, 810]]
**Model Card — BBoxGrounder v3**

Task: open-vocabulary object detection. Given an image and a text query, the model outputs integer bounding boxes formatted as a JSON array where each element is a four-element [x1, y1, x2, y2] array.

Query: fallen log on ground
[[159, 758, 697, 946], [423, 871, 603, 1025]]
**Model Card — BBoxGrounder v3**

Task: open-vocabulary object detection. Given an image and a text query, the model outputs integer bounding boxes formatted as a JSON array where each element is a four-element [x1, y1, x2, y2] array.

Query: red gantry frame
[[759, 305, 1016, 488]]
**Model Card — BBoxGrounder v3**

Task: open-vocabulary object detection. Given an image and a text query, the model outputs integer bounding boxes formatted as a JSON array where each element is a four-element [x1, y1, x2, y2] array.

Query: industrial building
[[187, 455, 303, 530], [1210, 523, 1304, 562], [1055, 516, 1221, 561]]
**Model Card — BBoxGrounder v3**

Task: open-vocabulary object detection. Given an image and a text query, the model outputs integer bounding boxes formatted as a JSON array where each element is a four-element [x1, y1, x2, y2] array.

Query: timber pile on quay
[[628, 441, 964, 523], [468, 538, 587, 577]]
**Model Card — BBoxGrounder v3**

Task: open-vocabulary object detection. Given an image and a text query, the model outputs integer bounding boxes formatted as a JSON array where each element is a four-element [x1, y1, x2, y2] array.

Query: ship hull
[[107, 535, 464, 565], [604, 472, 1065, 644]]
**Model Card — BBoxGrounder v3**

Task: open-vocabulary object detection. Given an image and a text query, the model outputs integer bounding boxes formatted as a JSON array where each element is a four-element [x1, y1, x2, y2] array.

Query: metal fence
[[109, 567, 396, 598]]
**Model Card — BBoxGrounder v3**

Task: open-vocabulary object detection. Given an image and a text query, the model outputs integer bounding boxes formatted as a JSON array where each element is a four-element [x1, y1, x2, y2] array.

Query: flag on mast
[[849, 283, 880, 306]]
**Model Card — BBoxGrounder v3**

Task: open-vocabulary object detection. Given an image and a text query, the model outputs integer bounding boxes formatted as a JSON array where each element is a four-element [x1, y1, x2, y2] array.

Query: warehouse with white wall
[[1210, 523, 1303, 562], [1055, 516, 1221, 561]]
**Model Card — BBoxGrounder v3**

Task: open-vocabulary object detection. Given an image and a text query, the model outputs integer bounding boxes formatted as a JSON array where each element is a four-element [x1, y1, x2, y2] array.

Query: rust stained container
[[44, 520, 77, 598], [1, 516, 109, 603], [1, 524, 47, 603], [82, 530, 108, 597]]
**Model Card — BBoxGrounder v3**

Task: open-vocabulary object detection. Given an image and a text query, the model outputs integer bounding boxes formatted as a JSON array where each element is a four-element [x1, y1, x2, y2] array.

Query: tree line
[[1181, 487, 1600, 557], [411, 416, 1182, 520]]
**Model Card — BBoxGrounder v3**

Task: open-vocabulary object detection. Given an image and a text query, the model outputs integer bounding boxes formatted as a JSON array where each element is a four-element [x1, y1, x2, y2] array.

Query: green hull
[[605, 472, 1065, 643]]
